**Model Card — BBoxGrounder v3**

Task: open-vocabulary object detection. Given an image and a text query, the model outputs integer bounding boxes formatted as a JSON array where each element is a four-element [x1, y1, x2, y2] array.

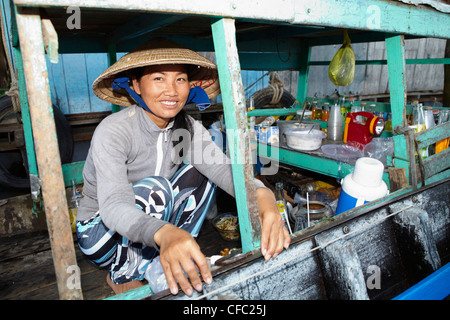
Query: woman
[[77, 38, 290, 296]]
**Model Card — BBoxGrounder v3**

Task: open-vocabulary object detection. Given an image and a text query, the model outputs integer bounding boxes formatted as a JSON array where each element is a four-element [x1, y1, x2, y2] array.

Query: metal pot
[[292, 201, 333, 232]]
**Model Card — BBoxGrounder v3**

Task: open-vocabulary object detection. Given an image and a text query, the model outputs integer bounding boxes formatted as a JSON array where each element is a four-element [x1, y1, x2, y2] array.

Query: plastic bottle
[[412, 103, 428, 158], [274, 182, 293, 234], [259, 115, 279, 126], [335, 158, 389, 215], [311, 102, 316, 120], [423, 106, 437, 155], [328, 104, 343, 141]]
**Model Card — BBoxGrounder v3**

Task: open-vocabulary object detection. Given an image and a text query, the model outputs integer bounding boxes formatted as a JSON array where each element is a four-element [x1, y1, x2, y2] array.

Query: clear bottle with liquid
[[274, 182, 293, 234], [385, 113, 392, 132], [247, 96, 256, 140], [412, 103, 428, 158], [69, 180, 81, 233]]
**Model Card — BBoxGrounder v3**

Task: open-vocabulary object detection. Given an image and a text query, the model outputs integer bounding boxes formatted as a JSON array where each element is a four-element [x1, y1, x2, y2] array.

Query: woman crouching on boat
[[76, 38, 290, 296]]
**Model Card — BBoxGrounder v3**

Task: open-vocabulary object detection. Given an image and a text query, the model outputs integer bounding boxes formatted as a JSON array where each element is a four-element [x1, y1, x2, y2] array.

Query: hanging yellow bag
[[328, 29, 355, 86]]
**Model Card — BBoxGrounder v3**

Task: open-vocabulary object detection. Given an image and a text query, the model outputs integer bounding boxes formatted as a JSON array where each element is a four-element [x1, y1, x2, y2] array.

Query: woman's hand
[[256, 187, 291, 260], [153, 224, 212, 296]]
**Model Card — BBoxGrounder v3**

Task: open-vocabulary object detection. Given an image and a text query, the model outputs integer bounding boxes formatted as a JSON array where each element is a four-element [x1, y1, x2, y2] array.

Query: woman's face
[[132, 64, 190, 128]]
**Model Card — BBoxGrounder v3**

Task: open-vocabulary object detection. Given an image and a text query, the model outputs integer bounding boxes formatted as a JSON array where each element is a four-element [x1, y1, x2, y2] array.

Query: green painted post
[[385, 35, 409, 182], [211, 18, 261, 253], [296, 41, 311, 105], [11, 4, 40, 203]]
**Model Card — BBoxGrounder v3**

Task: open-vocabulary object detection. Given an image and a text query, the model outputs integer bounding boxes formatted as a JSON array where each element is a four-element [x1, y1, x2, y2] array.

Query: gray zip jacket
[[78, 105, 266, 249]]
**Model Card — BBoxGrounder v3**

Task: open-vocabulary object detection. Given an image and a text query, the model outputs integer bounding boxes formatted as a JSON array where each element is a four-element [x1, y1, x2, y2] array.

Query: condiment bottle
[[274, 182, 293, 234], [69, 180, 81, 233], [322, 102, 330, 121]]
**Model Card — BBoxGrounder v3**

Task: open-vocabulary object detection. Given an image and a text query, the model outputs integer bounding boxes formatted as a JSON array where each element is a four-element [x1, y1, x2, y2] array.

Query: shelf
[[255, 141, 391, 186]]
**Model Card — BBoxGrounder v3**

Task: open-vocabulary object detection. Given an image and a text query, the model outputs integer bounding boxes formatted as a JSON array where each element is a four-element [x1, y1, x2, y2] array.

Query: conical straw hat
[[92, 38, 220, 106]]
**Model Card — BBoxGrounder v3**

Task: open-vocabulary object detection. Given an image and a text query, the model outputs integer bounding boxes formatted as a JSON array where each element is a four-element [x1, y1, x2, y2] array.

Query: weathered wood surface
[[0, 231, 113, 300]]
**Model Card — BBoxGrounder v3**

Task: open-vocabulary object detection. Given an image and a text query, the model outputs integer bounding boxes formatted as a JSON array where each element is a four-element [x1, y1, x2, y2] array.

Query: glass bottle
[[274, 182, 292, 234], [311, 101, 318, 120], [359, 102, 367, 124], [69, 180, 81, 233], [321, 102, 330, 121], [412, 103, 428, 158], [247, 96, 256, 140], [424, 106, 435, 129], [385, 112, 392, 132]]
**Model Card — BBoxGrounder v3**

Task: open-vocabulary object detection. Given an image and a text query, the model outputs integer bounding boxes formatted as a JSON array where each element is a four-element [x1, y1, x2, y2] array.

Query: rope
[[196, 204, 414, 300], [268, 71, 284, 104], [1, 7, 21, 113]]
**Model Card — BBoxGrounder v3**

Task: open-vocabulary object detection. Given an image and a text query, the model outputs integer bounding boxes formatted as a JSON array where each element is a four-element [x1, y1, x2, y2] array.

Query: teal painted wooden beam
[[14, 0, 450, 39], [211, 18, 261, 253], [11, 4, 39, 199], [62, 161, 85, 187], [108, 13, 184, 43], [385, 35, 410, 183], [309, 58, 450, 66], [256, 142, 391, 186], [296, 41, 311, 104]]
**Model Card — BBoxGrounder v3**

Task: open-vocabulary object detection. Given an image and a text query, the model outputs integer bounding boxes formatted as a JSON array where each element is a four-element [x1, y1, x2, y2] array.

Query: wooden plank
[[386, 35, 410, 184], [62, 53, 91, 114], [415, 121, 450, 150], [0, 231, 113, 300], [109, 13, 184, 43], [211, 18, 261, 253], [15, 6, 82, 300], [84, 53, 111, 113], [296, 41, 311, 104], [41, 18, 58, 63], [14, 0, 450, 38], [422, 148, 450, 180], [47, 54, 70, 114], [388, 167, 408, 192]]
